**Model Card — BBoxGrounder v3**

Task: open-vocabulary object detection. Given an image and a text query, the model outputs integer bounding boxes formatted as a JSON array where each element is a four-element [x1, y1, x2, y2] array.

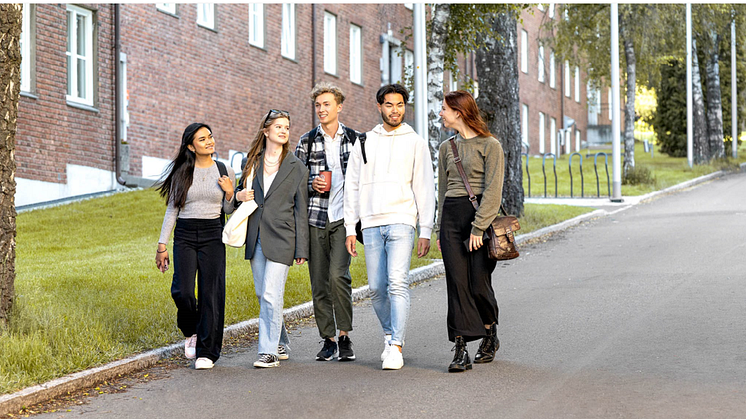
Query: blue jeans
[[363, 224, 416, 347], [250, 238, 291, 355]]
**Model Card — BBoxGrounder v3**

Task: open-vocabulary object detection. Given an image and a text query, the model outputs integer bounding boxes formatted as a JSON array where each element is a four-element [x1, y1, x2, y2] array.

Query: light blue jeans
[[250, 238, 290, 355], [363, 224, 416, 347]]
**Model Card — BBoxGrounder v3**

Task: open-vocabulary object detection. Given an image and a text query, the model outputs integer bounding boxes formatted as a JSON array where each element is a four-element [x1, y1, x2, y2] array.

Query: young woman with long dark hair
[[435, 91, 505, 372], [155, 123, 236, 370], [234, 110, 310, 368]]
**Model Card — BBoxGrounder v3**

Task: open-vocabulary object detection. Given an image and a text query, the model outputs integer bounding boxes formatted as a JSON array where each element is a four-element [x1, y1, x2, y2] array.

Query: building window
[[550, 117, 557, 155], [520, 29, 528, 74], [538, 45, 545, 83], [574, 66, 580, 102], [575, 129, 581, 152], [350, 24, 363, 84], [609, 87, 613, 120], [324, 12, 337, 75], [66, 5, 94, 106], [21, 3, 32, 93], [549, 3, 555, 19], [196, 4, 215, 30], [281, 4, 295, 59], [449, 72, 458, 91], [404, 48, 414, 82], [549, 50, 556, 89], [404, 3, 413, 10], [538, 112, 546, 154], [564, 60, 571, 97], [248, 4, 264, 48], [156, 3, 176, 15], [537, 4, 545, 12], [521, 104, 529, 145]]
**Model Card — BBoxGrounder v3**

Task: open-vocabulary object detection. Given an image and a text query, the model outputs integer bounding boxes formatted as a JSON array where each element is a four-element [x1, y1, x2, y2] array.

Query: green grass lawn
[[523, 141, 746, 198], [1, 189, 590, 394]]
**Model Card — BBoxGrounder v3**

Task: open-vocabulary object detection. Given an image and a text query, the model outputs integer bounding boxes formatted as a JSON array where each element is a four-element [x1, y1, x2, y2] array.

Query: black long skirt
[[440, 195, 499, 342]]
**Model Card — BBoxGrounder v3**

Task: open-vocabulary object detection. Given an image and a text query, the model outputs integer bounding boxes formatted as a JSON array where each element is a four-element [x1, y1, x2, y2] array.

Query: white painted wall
[[16, 164, 119, 207]]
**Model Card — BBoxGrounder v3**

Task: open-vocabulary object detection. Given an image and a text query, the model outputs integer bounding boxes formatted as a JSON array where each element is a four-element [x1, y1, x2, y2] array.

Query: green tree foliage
[[655, 59, 688, 157]]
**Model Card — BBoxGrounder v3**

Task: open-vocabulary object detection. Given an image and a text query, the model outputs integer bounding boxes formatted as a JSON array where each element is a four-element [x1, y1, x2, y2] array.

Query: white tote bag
[[222, 169, 257, 248]]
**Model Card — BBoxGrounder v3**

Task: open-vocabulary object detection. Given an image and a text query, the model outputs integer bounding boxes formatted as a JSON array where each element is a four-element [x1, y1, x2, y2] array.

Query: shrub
[[623, 165, 656, 186]]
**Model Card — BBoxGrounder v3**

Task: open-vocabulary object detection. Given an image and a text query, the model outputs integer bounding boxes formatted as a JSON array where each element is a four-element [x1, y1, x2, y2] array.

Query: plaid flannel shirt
[[294, 122, 360, 229]]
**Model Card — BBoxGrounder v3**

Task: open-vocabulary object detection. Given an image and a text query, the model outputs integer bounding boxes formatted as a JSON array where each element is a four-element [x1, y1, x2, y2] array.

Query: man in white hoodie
[[344, 83, 435, 370]]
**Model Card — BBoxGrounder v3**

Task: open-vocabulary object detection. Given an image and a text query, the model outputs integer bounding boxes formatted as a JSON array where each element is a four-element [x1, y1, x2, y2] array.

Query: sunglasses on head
[[265, 109, 290, 123]]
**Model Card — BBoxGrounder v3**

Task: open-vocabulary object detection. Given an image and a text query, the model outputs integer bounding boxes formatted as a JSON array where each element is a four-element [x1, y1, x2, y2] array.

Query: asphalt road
[[37, 172, 746, 419]]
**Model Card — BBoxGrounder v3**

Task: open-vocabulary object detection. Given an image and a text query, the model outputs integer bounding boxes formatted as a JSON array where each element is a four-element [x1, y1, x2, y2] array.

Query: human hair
[[376, 83, 409, 104], [444, 90, 492, 138], [310, 81, 345, 105], [241, 110, 292, 187], [155, 122, 212, 209]]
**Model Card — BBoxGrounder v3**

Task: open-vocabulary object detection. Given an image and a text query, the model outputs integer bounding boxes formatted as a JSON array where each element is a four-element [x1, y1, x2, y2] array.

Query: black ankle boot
[[474, 323, 499, 364], [448, 336, 472, 372]]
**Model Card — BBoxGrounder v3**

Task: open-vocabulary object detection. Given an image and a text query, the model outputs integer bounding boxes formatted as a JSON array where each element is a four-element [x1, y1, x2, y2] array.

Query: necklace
[[264, 156, 280, 167]]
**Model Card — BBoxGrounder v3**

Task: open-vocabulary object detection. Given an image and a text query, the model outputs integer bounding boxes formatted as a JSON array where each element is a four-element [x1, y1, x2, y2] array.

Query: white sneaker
[[382, 345, 404, 370], [184, 334, 197, 359], [194, 357, 214, 370], [380, 335, 392, 361]]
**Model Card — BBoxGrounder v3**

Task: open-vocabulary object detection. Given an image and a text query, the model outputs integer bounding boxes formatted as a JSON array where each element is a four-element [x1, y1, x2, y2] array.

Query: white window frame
[[196, 4, 215, 30], [539, 112, 546, 154], [550, 117, 557, 155], [404, 3, 413, 10], [574, 66, 580, 102], [66, 5, 94, 106], [156, 4, 176, 15], [449, 72, 458, 91], [564, 60, 571, 97], [521, 29, 528, 74], [549, 50, 556, 88], [21, 3, 31, 93], [248, 4, 264, 48], [575, 129, 581, 152], [537, 4, 545, 12], [521, 104, 529, 145], [281, 4, 295, 59], [538, 45, 545, 83], [549, 3, 555, 19], [350, 24, 363, 84], [324, 12, 337, 75]]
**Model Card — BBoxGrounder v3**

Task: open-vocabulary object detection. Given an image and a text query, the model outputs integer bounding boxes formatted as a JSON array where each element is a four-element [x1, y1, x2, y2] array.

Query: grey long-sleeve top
[[158, 164, 236, 244]]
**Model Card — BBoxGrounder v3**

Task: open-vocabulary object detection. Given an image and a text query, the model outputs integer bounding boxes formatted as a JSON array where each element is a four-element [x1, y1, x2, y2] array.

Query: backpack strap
[[304, 126, 320, 168], [215, 160, 228, 227], [343, 126, 367, 164]]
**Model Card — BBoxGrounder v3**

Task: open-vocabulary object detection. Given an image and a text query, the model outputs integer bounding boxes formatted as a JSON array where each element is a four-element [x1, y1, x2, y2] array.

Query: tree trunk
[[704, 30, 725, 160], [621, 25, 636, 175], [475, 13, 524, 217], [0, 3, 22, 328], [691, 38, 710, 164], [427, 4, 450, 172]]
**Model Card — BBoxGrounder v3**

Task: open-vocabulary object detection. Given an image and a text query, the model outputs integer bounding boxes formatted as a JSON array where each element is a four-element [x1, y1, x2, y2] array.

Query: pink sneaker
[[185, 334, 197, 359]]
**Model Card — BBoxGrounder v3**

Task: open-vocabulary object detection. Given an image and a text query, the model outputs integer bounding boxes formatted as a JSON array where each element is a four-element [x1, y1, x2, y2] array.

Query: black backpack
[[215, 160, 228, 227]]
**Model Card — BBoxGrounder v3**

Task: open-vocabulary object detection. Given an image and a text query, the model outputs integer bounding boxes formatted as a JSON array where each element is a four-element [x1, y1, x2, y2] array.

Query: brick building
[[15, 3, 616, 207]]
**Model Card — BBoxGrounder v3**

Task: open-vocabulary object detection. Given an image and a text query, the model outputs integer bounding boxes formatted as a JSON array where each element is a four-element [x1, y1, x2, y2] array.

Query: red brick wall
[[16, 4, 115, 183]]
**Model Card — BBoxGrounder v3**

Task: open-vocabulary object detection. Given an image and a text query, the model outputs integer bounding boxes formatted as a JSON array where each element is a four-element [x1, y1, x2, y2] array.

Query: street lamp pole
[[413, 4, 427, 139], [610, 4, 623, 202], [732, 18, 738, 159], [687, 4, 693, 168]]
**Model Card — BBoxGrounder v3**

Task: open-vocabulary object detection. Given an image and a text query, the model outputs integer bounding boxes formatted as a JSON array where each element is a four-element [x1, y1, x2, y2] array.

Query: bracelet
[[157, 248, 167, 254]]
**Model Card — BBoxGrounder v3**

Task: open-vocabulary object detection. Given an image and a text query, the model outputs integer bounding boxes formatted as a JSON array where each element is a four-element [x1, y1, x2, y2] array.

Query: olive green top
[[434, 133, 505, 238]]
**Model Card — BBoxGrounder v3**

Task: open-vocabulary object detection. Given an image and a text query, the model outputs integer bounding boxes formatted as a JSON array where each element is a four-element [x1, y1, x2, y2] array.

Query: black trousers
[[171, 218, 226, 362], [440, 196, 498, 343]]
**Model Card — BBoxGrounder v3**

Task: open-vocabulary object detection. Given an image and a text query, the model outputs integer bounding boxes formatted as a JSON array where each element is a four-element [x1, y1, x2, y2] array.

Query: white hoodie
[[344, 122, 435, 238]]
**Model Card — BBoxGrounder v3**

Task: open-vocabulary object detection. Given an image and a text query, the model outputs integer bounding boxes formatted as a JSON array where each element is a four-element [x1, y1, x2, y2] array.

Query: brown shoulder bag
[[449, 137, 520, 260]]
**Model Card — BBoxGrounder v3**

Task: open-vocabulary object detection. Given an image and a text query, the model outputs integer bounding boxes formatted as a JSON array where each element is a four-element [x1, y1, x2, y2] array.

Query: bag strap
[[215, 160, 228, 227], [448, 137, 508, 216], [344, 126, 367, 164]]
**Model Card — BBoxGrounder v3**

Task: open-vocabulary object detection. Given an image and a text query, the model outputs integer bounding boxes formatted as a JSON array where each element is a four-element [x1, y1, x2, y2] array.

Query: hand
[[468, 234, 483, 252], [437, 239, 441, 252], [155, 245, 170, 273], [295, 258, 306, 265], [345, 235, 358, 257], [311, 175, 327, 193], [218, 175, 233, 193], [417, 238, 430, 258], [236, 189, 254, 202]]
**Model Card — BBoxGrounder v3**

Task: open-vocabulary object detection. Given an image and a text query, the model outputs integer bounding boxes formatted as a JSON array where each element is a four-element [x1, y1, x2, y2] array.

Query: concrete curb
[[1, 164, 743, 415]]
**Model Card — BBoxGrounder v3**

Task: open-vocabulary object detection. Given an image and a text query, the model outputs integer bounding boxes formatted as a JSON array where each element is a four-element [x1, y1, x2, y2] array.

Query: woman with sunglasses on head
[[155, 123, 236, 370], [434, 91, 505, 373], [234, 109, 310, 368]]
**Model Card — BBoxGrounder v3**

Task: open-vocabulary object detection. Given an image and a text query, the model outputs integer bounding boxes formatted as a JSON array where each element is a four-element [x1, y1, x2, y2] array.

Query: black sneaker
[[316, 338, 337, 361], [253, 353, 279, 368], [338, 335, 356, 361]]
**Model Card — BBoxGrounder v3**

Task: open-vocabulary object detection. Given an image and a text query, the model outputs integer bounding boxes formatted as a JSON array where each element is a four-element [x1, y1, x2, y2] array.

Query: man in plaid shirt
[[295, 82, 364, 362]]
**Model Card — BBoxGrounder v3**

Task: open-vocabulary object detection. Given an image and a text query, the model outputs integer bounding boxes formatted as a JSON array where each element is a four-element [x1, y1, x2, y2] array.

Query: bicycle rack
[[230, 151, 246, 170], [542, 153, 558, 198], [568, 152, 584, 198], [593, 152, 611, 198], [521, 152, 531, 198]]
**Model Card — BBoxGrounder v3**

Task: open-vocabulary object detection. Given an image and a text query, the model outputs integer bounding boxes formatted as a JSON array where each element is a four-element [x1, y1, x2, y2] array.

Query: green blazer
[[236, 152, 310, 265]]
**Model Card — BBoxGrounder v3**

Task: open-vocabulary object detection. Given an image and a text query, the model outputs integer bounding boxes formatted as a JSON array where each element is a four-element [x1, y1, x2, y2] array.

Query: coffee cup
[[319, 171, 332, 192]]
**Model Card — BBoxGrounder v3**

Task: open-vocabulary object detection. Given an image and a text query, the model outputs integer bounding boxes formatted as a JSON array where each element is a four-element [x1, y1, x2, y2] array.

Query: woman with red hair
[[435, 90, 505, 372]]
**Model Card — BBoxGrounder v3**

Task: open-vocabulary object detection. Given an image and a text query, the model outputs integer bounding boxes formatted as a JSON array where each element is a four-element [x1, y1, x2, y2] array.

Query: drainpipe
[[311, 4, 317, 129], [114, 4, 125, 185]]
